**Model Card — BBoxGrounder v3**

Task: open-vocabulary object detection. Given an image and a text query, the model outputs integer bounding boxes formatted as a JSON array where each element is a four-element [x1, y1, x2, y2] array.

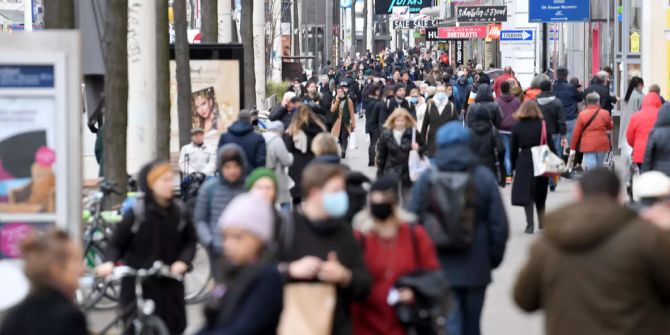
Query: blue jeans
[[446, 287, 487, 335], [583, 152, 607, 170], [500, 132, 512, 177], [566, 119, 577, 148]]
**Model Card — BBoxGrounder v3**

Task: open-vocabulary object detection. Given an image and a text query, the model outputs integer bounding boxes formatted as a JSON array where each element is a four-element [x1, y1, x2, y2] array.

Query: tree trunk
[[156, 0, 171, 160], [200, 0, 218, 43], [174, 0, 193, 147], [240, 0, 256, 108], [103, 0, 129, 203], [44, 0, 75, 29]]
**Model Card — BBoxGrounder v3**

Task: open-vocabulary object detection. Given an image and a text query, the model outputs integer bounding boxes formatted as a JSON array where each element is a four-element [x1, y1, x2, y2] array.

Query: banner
[[392, 19, 440, 30], [529, 0, 590, 22], [456, 6, 507, 22], [426, 26, 487, 40], [375, 0, 432, 15]]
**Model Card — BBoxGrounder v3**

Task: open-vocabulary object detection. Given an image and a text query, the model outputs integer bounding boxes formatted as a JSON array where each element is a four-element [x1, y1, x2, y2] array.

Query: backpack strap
[[131, 194, 146, 234], [174, 200, 188, 233]]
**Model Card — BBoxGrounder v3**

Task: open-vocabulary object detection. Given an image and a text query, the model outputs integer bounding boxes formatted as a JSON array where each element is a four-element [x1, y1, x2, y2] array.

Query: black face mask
[[370, 203, 394, 221]]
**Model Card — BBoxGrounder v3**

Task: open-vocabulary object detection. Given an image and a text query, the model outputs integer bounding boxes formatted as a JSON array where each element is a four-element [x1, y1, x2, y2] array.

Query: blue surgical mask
[[434, 92, 448, 103], [407, 97, 418, 104], [322, 191, 349, 218]]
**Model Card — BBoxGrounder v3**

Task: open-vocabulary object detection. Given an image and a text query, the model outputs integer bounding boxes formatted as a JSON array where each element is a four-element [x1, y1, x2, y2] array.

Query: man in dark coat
[[410, 121, 509, 335], [421, 84, 459, 157], [552, 67, 583, 147], [218, 109, 266, 171], [514, 168, 670, 335], [377, 83, 413, 129], [584, 71, 618, 114], [269, 93, 299, 129]]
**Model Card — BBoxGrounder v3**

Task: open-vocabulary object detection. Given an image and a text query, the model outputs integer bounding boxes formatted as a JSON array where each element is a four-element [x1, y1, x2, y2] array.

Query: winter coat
[[552, 79, 584, 121], [264, 132, 294, 204], [409, 142, 509, 287], [401, 79, 417, 92], [511, 119, 556, 206], [514, 199, 670, 335], [178, 142, 216, 176], [352, 224, 439, 335], [107, 163, 198, 334], [492, 73, 520, 97], [285, 120, 326, 198], [198, 264, 283, 335], [0, 287, 87, 335], [194, 144, 247, 251], [278, 211, 372, 335], [570, 105, 613, 153], [466, 101, 503, 130], [420, 101, 459, 157], [453, 81, 472, 112], [217, 120, 266, 171], [269, 105, 294, 130], [496, 94, 521, 132], [378, 97, 413, 129], [376, 128, 423, 187], [467, 107, 506, 185], [536, 92, 567, 136], [363, 97, 381, 134], [627, 93, 663, 164], [330, 96, 356, 138], [584, 82, 617, 113], [642, 104, 670, 175], [619, 89, 644, 150]]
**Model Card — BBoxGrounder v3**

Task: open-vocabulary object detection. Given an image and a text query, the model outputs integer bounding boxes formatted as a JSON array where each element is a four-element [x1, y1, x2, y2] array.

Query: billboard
[[426, 26, 488, 40], [375, 0, 433, 15], [529, 0, 590, 22], [456, 6, 507, 22]]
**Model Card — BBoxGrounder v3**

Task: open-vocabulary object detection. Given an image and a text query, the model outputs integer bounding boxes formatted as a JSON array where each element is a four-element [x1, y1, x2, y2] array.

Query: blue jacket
[[453, 82, 472, 112], [552, 79, 584, 121], [409, 143, 509, 287], [217, 121, 266, 171]]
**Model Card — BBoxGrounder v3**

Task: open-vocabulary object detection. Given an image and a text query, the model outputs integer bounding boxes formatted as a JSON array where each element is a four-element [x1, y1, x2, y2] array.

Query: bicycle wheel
[[184, 244, 213, 304], [77, 244, 107, 309], [138, 315, 170, 335]]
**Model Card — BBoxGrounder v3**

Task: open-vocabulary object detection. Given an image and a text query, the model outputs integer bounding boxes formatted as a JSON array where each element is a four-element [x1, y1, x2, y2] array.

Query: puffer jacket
[[376, 128, 421, 187], [642, 103, 670, 175], [217, 120, 266, 170], [627, 93, 662, 163], [570, 105, 613, 153], [536, 92, 567, 136], [467, 106, 506, 184]]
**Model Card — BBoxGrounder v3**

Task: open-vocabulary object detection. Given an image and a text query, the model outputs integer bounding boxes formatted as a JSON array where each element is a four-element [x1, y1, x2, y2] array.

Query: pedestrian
[[311, 132, 343, 165], [263, 121, 294, 211], [330, 84, 357, 158], [514, 168, 670, 335], [364, 85, 382, 166], [194, 144, 248, 281], [453, 71, 473, 114], [98, 160, 197, 334], [584, 71, 618, 114], [642, 103, 670, 175], [410, 121, 509, 335], [627, 92, 662, 169], [378, 84, 412, 128], [179, 127, 216, 177], [570, 92, 614, 170], [536, 79, 567, 190], [217, 109, 266, 171], [649, 84, 666, 104], [523, 74, 548, 102], [511, 101, 557, 233], [414, 86, 429, 134], [269, 92, 298, 129], [401, 69, 417, 92], [0, 230, 87, 335], [467, 92, 506, 187], [496, 81, 521, 184], [552, 67, 584, 149], [276, 163, 372, 335], [199, 193, 283, 335], [466, 84, 503, 128], [285, 104, 327, 205], [352, 177, 440, 335], [421, 84, 458, 158], [376, 108, 424, 201], [492, 66, 520, 97]]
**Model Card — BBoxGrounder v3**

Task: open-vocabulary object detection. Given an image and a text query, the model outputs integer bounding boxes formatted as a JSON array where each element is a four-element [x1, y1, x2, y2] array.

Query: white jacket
[[179, 142, 216, 176]]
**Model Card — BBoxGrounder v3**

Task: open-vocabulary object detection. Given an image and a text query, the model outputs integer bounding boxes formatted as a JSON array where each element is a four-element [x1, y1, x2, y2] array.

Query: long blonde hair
[[383, 108, 417, 129], [286, 104, 326, 135]]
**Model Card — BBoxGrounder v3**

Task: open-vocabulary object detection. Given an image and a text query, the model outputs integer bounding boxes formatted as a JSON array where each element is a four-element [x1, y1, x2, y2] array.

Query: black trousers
[[368, 131, 379, 165]]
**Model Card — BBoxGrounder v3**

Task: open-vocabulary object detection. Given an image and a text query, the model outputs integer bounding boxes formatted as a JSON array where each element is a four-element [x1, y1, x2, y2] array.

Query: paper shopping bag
[[278, 283, 336, 335]]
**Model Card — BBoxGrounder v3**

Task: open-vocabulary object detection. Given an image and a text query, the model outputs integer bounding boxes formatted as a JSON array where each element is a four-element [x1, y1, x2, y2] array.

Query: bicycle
[[95, 261, 182, 335]]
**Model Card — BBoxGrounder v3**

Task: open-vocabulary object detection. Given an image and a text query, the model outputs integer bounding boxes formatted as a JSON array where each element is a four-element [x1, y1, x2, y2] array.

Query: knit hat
[[245, 167, 278, 191], [394, 83, 406, 93], [370, 176, 398, 199], [146, 162, 172, 189], [218, 193, 274, 243], [267, 120, 284, 132], [436, 121, 471, 148]]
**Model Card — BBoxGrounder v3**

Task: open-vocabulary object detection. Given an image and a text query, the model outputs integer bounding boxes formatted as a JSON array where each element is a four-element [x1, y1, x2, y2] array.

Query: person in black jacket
[[0, 230, 87, 335], [466, 84, 503, 129], [269, 92, 299, 129], [277, 163, 372, 335], [643, 103, 670, 176], [218, 109, 267, 171], [584, 71, 618, 114], [536, 80, 567, 190], [378, 83, 412, 130], [467, 100, 507, 186], [98, 160, 197, 334], [363, 85, 383, 166], [552, 67, 584, 146]]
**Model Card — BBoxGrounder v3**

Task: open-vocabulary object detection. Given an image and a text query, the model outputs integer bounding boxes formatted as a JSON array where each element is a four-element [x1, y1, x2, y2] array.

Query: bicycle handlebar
[[109, 261, 183, 282], [99, 180, 122, 196]]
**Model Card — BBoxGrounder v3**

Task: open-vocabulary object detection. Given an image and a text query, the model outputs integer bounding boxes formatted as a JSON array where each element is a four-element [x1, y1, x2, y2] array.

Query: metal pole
[[23, 0, 32, 31], [253, 0, 266, 110], [218, 0, 232, 42]]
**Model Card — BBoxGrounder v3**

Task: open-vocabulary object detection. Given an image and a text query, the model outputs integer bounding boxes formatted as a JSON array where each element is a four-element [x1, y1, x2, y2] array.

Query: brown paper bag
[[277, 283, 337, 335]]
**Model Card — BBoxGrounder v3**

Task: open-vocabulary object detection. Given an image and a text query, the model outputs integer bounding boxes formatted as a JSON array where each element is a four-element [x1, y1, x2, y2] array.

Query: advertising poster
[[170, 60, 241, 146], [0, 96, 57, 214]]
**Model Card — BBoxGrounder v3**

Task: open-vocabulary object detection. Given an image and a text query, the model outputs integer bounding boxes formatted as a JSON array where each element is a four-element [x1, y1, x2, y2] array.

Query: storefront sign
[[500, 29, 534, 41], [630, 32, 640, 53], [456, 6, 507, 22], [529, 0, 590, 22], [455, 40, 464, 65], [392, 19, 440, 30], [487, 23, 501, 40], [431, 26, 487, 39], [375, 0, 432, 15]]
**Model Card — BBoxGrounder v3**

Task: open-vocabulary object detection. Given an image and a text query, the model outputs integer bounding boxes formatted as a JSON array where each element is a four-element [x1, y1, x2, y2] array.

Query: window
[[629, 0, 642, 54]]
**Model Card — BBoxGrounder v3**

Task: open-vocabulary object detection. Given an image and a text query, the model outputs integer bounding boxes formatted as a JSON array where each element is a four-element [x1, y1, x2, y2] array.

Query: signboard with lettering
[[487, 23, 501, 40], [426, 26, 488, 40], [500, 29, 534, 42], [392, 19, 440, 30], [455, 40, 464, 65], [456, 6, 507, 22], [375, 0, 432, 15], [529, 0, 590, 22]]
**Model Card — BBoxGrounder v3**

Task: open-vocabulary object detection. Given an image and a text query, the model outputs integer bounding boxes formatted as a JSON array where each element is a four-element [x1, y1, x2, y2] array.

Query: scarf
[[340, 97, 351, 130], [292, 130, 308, 154]]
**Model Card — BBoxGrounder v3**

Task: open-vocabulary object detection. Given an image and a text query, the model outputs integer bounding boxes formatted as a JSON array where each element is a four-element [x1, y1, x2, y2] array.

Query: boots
[[525, 223, 534, 234]]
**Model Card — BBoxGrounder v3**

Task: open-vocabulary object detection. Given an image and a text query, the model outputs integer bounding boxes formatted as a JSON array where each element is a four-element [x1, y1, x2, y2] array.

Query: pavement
[[89, 121, 577, 334]]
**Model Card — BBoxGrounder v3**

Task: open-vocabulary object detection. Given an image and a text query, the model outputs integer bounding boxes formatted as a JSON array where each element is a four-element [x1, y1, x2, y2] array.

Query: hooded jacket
[[496, 93, 521, 132], [194, 144, 248, 251], [467, 106, 506, 184], [466, 85, 503, 129], [585, 81, 617, 112], [217, 120, 266, 171], [536, 91, 567, 136], [642, 103, 670, 175], [514, 199, 670, 335], [552, 79, 584, 121], [627, 93, 662, 163], [409, 140, 509, 287]]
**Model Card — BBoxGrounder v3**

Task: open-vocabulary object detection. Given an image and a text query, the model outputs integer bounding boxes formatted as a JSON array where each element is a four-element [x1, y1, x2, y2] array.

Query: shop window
[[629, 0, 642, 54]]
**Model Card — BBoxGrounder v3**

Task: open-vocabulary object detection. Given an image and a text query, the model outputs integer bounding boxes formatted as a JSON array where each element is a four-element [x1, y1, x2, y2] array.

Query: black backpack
[[421, 167, 477, 251]]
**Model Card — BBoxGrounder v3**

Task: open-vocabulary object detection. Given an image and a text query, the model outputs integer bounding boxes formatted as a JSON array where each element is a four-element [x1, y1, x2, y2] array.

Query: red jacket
[[352, 224, 439, 335], [492, 73, 520, 97], [627, 93, 663, 163], [570, 105, 613, 153]]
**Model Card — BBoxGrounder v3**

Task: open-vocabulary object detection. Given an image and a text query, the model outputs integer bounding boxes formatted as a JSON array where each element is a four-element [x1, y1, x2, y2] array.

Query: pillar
[[253, 0, 267, 110], [218, 0, 232, 42]]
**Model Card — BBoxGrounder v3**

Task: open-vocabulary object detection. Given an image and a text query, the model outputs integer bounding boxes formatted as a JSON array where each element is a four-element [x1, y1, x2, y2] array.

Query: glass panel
[[616, 0, 622, 53], [629, 0, 642, 54]]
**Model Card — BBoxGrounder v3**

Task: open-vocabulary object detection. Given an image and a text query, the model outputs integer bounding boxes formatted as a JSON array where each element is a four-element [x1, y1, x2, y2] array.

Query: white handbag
[[409, 128, 430, 182], [531, 121, 566, 177]]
